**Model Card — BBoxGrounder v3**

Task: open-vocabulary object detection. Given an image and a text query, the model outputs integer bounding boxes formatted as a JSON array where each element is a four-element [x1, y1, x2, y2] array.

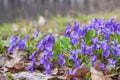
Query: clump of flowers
[[28, 34, 55, 74], [63, 18, 120, 69], [8, 35, 28, 54], [8, 18, 120, 75]]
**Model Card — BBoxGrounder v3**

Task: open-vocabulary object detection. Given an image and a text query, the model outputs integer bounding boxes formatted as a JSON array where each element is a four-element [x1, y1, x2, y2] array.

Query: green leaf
[[6, 72, 13, 79], [115, 34, 120, 44], [85, 29, 96, 44], [66, 59, 74, 67], [53, 36, 72, 58]]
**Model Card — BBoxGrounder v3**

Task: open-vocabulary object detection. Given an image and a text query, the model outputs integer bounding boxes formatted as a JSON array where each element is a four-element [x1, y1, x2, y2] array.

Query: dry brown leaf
[[57, 67, 66, 76], [90, 67, 112, 80], [0, 54, 9, 68], [94, 60, 111, 75], [11, 50, 27, 62], [94, 60, 104, 71], [48, 77, 63, 80], [67, 63, 90, 79], [13, 61, 25, 70], [51, 68, 58, 76], [3, 50, 27, 72]]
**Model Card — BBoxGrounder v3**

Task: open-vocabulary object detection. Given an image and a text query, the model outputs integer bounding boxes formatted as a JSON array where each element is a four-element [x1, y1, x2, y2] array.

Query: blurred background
[[0, 0, 120, 37], [0, 0, 120, 23]]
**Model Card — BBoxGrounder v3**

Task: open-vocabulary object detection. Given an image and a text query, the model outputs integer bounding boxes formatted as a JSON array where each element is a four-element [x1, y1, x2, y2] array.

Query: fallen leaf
[[67, 63, 90, 79], [13, 61, 25, 70], [0, 54, 9, 68], [94, 60, 111, 75], [3, 50, 27, 72], [90, 67, 112, 80]]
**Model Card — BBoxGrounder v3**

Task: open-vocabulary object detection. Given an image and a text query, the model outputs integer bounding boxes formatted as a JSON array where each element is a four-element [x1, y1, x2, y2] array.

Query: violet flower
[[64, 23, 71, 37], [92, 37, 98, 44], [74, 59, 81, 68], [102, 50, 110, 58], [100, 62, 105, 69], [70, 32, 79, 45], [36, 39, 45, 51], [44, 43, 53, 52], [43, 51, 53, 58], [70, 49, 79, 61], [112, 47, 120, 56], [34, 29, 39, 37], [85, 46, 93, 55], [27, 60, 35, 71], [100, 40, 110, 51], [66, 69, 77, 74], [58, 53, 65, 66], [18, 36, 28, 50], [44, 34, 55, 45], [108, 58, 117, 67], [90, 55, 97, 66], [29, 51, 37, 60], [90, 55, 97, 63]]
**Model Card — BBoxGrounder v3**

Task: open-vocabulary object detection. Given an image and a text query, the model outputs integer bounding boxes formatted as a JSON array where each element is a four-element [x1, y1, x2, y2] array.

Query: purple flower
[[28, 60, 35, 71], [43, 51, 53, 57], [70, 32, 79, 45], [112, 47, 120, 56], [112, 39, 119, 47], [18, 36, 28, 50], [70, 49, 79, 61], [80, 27, 88, 37], [66, 69, 78, 79], [91, 55, 97, 62], [44, 34, 55, 44], [29, 51, 37, 60], [44, 43, 53, 51], [85, 46, 93, 55], [44, 62, 52, 70], [91, 43, 100, 51], [80, 39, 86, 48], [103, 31, 110, 40], [8, 35, 18, 53], [90, 55, 97, 66], [66, 69, 77, 74], [40, 56, 48, 64], [45, 68, 51, 74], [73, 21, 80, 33], [100, 62, 105, 69], [71, 49, 79, 54], [108, 59, 117, 67], [80, 47, 86, 54], [7, 46, 15, 54], [36, 39, 45, 51], [100, 41, 110, 51], [92, 37, 98, 44], [70, 52, 78, 61], [27, 65, 34, 71], [74, 59, 81, 68], [18, 39, 26, 50], [64, 23, 71, 37], [34, 29, 39, 37], [58, 53, 65, 66], [102, 50, 110, 58], [90, 18, 104, 31]]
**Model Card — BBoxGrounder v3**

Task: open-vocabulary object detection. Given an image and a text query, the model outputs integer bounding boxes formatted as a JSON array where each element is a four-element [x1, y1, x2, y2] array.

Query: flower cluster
[[8, 35, 28, 54], [28, 34, 55, 74], [64, 18, 120, 68], [26, 18, 120, 75]]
